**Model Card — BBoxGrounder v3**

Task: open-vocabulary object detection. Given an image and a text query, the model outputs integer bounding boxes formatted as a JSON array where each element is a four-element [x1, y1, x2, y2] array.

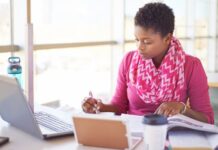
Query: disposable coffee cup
[[142, 114, 168, 150]]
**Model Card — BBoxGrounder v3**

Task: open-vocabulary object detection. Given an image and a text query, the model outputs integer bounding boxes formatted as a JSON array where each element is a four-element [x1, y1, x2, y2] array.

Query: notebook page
[[169, 130, 211, 149], [168, 114, 218, 133], [206, 133, 218, 149]]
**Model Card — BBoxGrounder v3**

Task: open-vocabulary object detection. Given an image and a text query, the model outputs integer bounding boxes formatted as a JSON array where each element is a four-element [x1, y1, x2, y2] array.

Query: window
[[0, 0, 10, 45], [32, 0, 112, 44], [31, 0, 115, 108], [34, 46, 112, 108], [194, 0, 210, 69]]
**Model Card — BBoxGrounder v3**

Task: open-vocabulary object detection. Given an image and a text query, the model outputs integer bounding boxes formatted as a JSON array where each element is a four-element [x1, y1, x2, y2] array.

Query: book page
[[169, 130, 212, 150], [120, 113, 218, 139], [167, 114, 218, 133], [206, 133, 218, 149]]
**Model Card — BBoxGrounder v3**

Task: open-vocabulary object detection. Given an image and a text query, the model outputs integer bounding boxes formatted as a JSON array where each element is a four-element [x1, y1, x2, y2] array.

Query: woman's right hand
[[82, 97, 103, 114]]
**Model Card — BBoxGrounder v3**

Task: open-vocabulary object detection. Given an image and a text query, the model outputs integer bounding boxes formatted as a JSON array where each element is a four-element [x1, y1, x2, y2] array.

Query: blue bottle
[[7, 56, 23, 87]]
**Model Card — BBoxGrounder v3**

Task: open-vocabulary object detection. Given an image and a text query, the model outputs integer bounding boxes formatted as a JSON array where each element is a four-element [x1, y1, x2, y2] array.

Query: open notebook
[[72, 113, 142, 150], [168, 130, 218, 150]]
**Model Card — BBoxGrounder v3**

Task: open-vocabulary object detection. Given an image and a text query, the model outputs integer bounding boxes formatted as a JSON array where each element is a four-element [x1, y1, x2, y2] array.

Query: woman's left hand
[[154, 102, 185, 117]]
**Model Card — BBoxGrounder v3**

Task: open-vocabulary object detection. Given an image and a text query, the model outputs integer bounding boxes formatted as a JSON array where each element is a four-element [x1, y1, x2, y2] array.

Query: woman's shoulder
[[185, 54, 201, 63], [184, 54, 206, 79], [121, 50, 137, 65], [123, 50, 137, 59], [118, 50, 137, 74], [185, 54, 202, 68]]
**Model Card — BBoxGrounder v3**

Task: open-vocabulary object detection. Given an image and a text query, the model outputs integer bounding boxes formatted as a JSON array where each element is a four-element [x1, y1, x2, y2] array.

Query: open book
[[167, 114, 218, 133], [121, 114, 218, 150], [121, 114, 218, 135], [168, 130, 218, 150]]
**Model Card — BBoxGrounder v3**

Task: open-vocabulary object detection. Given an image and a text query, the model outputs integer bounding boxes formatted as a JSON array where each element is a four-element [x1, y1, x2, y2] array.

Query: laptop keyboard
[[34, 111, 73, 133]]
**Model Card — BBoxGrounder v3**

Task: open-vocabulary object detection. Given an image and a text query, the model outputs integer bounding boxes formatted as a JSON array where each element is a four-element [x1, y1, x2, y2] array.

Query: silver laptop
[[0, 75, 74, 139]]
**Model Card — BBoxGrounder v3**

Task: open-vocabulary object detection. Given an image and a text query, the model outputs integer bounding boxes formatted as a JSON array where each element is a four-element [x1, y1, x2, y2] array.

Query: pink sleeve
[[187, 58, 214, 124], [110, 52, 133, 114]]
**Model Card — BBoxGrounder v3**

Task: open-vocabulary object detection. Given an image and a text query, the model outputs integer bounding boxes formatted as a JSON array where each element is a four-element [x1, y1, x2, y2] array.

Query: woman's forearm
[[183, 107, 208, 123], [100, 103, 120, 114]]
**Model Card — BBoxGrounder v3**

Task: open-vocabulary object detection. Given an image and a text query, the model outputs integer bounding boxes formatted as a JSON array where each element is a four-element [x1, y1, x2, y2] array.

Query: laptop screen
[[0, 75, 43, 139]]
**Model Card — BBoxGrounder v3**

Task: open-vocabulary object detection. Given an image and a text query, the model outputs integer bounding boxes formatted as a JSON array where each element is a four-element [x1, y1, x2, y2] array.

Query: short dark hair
[[134, 2, 175, 37]]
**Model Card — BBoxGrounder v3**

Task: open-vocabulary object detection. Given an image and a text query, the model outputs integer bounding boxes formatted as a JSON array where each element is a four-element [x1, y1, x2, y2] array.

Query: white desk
[[0, 117, 145, 150], [207, 72, 218, 88], [0, 118, 77, 150]]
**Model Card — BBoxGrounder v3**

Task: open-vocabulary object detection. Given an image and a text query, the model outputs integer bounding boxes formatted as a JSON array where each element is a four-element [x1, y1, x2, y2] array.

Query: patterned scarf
[[129, 37, 185, 104]]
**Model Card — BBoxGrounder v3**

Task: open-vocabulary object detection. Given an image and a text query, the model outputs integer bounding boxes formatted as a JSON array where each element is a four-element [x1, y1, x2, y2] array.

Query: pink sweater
[[111, 51, 214, 124]]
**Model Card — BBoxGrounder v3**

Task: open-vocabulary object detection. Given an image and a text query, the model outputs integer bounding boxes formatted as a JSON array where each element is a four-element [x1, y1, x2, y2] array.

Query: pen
[[89, 91, 100, 114], [89, 91, 93, 98]]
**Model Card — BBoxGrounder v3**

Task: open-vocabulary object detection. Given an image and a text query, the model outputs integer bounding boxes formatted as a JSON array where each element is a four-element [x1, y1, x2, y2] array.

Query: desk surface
[[207, 72, 218, 88], [0, 120, 75, 150], [208, 82, 218, 88], [0, 115, 145, 150]]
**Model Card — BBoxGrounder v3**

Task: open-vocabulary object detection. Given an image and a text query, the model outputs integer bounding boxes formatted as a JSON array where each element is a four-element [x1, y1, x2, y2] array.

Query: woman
[[82, 2, 214, 124]]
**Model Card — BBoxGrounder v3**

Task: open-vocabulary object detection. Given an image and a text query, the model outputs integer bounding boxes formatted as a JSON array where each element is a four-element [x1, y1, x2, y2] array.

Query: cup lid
[[142, 114, 168, 125]]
